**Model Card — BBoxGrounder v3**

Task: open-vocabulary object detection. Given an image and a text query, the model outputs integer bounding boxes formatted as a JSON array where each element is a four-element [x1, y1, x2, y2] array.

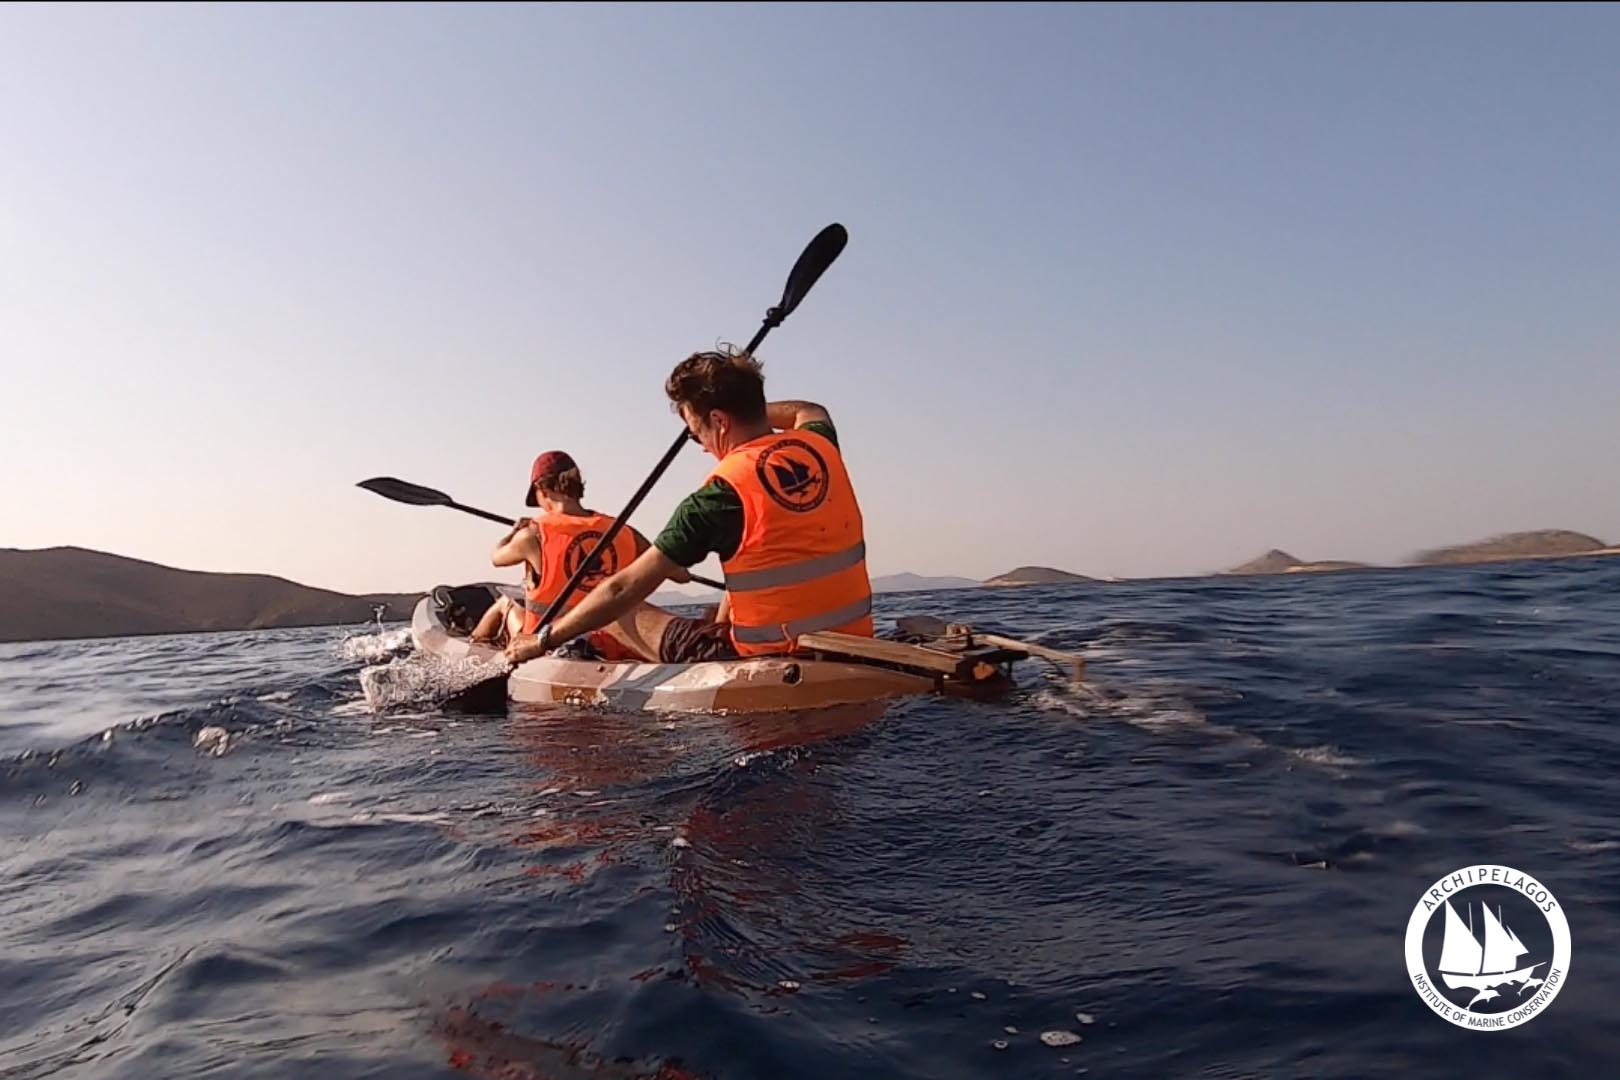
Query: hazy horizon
[[6, 4, 1617, 595], [9, 527, 1616, 598]]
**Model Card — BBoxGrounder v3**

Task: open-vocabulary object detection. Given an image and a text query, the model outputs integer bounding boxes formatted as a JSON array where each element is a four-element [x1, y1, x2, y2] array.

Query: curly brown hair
[[664, 347, 767, 423], [536, 467, 585, 500]]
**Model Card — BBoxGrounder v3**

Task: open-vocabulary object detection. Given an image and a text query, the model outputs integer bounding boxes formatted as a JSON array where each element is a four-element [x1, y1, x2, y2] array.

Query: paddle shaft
[[531, 402, 724, 630], [450, 501, 518, 527], [357, 478, 722, 591], [533, 225, 843, 628], [438, 495, 721, 592]]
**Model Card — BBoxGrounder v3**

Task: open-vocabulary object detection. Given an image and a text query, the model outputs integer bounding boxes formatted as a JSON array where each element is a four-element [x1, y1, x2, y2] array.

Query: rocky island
[[0, 547, 419, 644], [1411, 530, 1615, 565], [982, 566, 1097, 587]]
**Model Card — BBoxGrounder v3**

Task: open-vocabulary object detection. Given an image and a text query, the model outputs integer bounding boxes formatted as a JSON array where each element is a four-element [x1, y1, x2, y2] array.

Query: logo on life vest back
[[563, 530, 621, 589], [756, 439, 830, 513]]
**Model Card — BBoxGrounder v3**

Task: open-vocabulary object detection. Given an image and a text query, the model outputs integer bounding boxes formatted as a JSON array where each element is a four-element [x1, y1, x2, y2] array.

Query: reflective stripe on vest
[[708, 428, 873, 656], [722, 540, 867, 593], [730, 594, 875, 645]]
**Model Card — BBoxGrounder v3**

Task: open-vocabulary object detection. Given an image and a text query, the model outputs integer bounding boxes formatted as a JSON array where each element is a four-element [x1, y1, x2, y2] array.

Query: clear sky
[[4, 3, 1617, 593]]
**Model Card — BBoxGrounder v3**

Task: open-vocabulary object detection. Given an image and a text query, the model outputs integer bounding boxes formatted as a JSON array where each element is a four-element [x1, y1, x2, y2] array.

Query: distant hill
[[1226, 549, 1305, 575], [0, 547, 419, 644], [982, 566, 1095, 587], [1227, 550, 1371, 576], [649, 587, 722, 608], [1412, 530, 1613, 566]]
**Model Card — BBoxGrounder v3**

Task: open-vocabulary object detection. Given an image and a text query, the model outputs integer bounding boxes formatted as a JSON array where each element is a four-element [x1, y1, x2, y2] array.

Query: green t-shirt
[[655, 421, 839, 567]]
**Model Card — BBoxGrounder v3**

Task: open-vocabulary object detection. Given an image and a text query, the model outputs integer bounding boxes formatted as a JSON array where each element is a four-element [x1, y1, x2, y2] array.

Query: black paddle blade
[[357, 477, 452, 507], [777, 222, 848, 319]]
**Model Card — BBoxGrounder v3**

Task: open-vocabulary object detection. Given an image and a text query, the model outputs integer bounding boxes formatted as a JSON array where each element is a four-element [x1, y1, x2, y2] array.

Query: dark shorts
[[659, 616, 740, 663]]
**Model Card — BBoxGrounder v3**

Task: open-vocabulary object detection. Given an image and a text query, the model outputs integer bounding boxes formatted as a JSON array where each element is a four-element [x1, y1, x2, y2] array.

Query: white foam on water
[[1287, 744, 1364, 768], [1567, 838, 1620, 853], [358, 652, 509, 711], [1443, 717, 1529, 729], [1028, 684, 1106, 719], [1119, 706, 1223, 736], [339, 628, 414, 664], [1031, 681, 1215, 734], [270, 800, 452, 830], [192, 726, 232, 757], [1031, 677, 1276, 753], [1376, 819, 1427, 837]]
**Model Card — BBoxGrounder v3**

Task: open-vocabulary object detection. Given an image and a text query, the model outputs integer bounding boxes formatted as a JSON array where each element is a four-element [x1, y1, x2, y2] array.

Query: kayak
[[412, 583, 1029, 714]]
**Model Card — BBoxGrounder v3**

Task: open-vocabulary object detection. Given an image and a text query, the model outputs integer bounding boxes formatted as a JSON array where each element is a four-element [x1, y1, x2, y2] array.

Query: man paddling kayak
[[471, 450, 664, 660], [506, 348, 874, 665]]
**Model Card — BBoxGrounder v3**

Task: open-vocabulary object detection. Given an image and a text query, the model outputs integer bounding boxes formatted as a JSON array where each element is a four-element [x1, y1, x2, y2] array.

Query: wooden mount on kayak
[[892, 616, 1086, 679], [795, 630, 1027, 682], [948, 625, 1085, 679]]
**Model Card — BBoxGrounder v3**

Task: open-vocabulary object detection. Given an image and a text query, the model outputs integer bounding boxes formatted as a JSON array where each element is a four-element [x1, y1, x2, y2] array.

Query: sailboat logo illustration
[[769, 457, 817, 497], [563, 530, 619, 588], [1404, 864, 1572, 1031], [1435, 901, 1545, 1009], [755, 438, 830, 512]]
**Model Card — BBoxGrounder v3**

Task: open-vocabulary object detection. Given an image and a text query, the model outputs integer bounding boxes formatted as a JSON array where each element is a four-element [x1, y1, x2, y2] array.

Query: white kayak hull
[[411, 588, 943, 714]]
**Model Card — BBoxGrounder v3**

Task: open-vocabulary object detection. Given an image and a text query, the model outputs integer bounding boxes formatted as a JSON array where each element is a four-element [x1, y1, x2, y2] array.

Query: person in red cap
[[469, 451, 669, 659]]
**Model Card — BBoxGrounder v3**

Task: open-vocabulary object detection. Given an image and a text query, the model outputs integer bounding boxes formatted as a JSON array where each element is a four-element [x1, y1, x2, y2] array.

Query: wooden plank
[[955, 643, 1029, 666], [796, 631, 964, 675]]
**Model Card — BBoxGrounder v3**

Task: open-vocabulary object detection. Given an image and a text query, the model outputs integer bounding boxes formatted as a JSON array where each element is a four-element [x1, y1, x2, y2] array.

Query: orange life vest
[[708, 428, 873, 656], [521, 512, 641, 661]]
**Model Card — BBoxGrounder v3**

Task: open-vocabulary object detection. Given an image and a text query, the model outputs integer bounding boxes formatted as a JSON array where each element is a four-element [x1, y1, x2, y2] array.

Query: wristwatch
[[536, 624, 553, 654]]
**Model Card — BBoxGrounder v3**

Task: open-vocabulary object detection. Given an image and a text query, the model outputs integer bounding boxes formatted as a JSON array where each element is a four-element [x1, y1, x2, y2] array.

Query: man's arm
[[765, 400, 831, 431], [506, 546, 678, 663], [631, 526, 689, 583]]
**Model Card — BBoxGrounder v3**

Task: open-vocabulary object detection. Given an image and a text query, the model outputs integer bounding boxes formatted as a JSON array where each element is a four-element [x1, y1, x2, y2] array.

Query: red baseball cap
[[524, 450, 577, 506]]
